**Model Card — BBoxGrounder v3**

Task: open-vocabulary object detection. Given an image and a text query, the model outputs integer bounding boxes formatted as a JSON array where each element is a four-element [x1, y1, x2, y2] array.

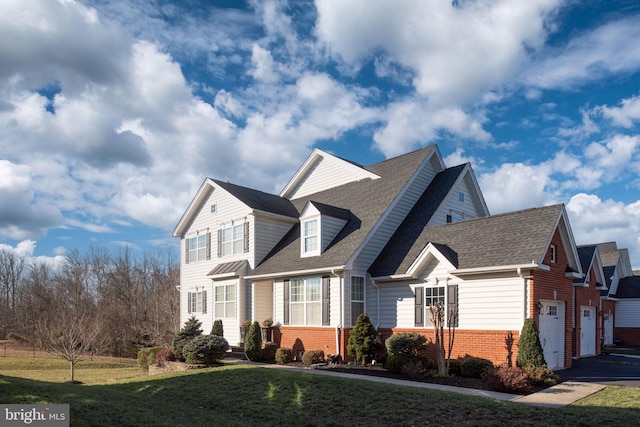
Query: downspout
[[518, 267, 530, 321], [331, 269, 342, 357]]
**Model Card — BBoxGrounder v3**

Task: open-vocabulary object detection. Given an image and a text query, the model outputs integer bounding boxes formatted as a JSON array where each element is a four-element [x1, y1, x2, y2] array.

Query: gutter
[[331, 268, 343, 358], [372, 279, 380, 329], [451, 262, 546, 276], [246, 265, 346, 280]]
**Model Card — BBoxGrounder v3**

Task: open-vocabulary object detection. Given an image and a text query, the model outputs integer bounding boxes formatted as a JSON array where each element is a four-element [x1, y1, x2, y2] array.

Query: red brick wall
[[529, 229, 574, 369], [273, 326, 346, 359], [615, 328, 640, 346], [573, 265, 603, 356], [377, 328, 520, 367]]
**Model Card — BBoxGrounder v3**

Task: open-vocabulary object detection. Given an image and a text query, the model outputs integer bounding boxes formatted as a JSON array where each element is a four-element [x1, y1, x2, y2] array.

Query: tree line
[[0, 247, 179, 359]]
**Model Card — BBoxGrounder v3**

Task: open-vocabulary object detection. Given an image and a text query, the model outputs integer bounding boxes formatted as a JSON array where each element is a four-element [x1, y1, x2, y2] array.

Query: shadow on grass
[[1, 366, 640, 426]]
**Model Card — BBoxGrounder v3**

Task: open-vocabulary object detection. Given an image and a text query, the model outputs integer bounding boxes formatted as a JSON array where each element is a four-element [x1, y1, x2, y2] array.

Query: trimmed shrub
[[516, 318, 546, 368], [171, 316, 203, 362], [261, 342, 278, 362], [460, 356, 494, 379], [275, 347, 294, 365], [182, 335, 229, 365], [448, 358, 463, 376], [302, 350, 325, 366], [385, 332, 427, 357], [385, 354, 412, 374], [484, 366, 532, 393], [156, 347, 176, 366], [523, 365, 560, 386], [401, 360, 425, 379], [347, 313, 379, 364], [386, 354, 432, 376], [137, 346, 164, 370], [244, 321, 262, 362], [210, 319, 224, 337]]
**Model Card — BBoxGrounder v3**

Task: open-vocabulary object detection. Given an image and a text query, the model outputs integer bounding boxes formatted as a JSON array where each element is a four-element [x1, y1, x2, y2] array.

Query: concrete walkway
[[231, 359, 605, 407]]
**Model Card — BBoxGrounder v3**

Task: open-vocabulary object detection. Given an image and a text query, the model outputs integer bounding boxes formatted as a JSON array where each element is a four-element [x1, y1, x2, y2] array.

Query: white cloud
[[567, 194, 640, 269], [597, 95, 640, 128]]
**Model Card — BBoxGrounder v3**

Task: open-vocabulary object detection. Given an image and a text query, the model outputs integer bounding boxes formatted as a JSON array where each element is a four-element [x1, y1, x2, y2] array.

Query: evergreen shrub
[[347, 313, 378, 364], [182, 335, 229, 365], [261, 342, 278, 362], [244, 321, 262, 361], [137, 346, 164, 370], [484, 366, 532, 393], [301, 350, 325, 366], [275, 347, 294, 365], [460, 356, 494, 379], [210, 319, 224, 337], [385, 332, 427, 356], [171, 316, 203, 362], [516, 318, 546, 368]]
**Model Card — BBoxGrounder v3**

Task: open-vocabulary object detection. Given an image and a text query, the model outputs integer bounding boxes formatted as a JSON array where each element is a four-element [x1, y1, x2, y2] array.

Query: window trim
[[187, 289, 207, 314], [301, 217, 320, 257], [217, 222, 249, 257], [214, 283, 236, 319], [415, 281, 458, 328], [284, 276, 329, 326], [550, 244, 557, 263], [185, 233, 211, 264]]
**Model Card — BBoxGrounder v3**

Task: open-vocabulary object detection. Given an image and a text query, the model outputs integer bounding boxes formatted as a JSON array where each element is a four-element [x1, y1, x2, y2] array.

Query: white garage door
[[579, 306, 596, 356], [538, 300, 565, 369]]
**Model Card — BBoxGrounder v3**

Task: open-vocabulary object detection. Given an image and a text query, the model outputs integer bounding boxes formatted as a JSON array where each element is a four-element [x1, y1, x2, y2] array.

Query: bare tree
[[0, 250, 26, 338], [429, 301, 457, 376]]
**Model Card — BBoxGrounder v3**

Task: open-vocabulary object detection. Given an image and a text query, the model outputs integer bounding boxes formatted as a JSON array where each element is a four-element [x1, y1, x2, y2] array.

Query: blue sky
[[1, 0, 640, 269]]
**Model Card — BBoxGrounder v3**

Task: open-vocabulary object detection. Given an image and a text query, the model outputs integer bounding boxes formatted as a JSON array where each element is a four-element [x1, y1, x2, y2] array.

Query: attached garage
[[579, 306, 596, 356], [538, 300, 565, 369]]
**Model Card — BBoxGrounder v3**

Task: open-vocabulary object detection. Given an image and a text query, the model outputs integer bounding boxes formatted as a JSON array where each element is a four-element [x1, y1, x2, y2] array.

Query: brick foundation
[[273, 326, 346, 359], [615, 328, 640, 346]]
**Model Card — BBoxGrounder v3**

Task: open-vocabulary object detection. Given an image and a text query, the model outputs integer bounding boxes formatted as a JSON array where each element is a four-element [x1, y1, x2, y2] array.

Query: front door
[[604, 314, 614, 346], [579, 306, 596, 356], [538, 301, 565, 369]]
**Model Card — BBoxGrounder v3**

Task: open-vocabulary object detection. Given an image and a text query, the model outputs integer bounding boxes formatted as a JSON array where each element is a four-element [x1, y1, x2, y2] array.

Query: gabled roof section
[[574, 245, 607, 288], [371, 204, 580, 278], [173, 178, 298, 237], [615, 275, 640, 298], [305, 201, 352, 221], [280, 149, 381, 200], [369, 164, 467, 277], [248, 146, 438, 278]]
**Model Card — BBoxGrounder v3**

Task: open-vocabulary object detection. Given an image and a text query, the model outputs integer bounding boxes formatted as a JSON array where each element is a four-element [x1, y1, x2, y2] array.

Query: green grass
[[602, 347, 640, 356], [1, 362, 640, 426]]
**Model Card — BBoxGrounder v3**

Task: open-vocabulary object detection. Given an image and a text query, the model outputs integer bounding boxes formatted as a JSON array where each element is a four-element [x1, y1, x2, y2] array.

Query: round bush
[[460, 356, 494, 379], [261, 342, 278, 362], [275, 347, 294, 365], [385, 332, 427, 356], [385, 354, 412, 374], [301, 350, 325, 366], [182, 335, 229, 365], [448, 358, 462, 376], [137, 346, 164, 370]]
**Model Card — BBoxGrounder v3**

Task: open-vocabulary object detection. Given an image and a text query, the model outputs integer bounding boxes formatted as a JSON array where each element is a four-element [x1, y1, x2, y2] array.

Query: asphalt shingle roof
[[249, 146, 436, 276], [214, 179, 299, 218], [371, 204, 564, 277], [574, 245, 596, 285], [615, 275, 640, 298]]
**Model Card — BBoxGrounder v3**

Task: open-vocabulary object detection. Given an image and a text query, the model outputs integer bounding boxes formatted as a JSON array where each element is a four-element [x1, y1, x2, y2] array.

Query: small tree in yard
[[244, 321, 262, 361], [516, 318, 546, 368], [429, 301, 457, 376], [210, 319, 224, 337], [347, 313, 378, 364], [171, 316, 203, 362]]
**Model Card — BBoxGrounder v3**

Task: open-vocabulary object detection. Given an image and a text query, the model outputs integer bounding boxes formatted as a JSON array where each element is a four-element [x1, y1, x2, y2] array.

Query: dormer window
[[302, 218, 319, 256]]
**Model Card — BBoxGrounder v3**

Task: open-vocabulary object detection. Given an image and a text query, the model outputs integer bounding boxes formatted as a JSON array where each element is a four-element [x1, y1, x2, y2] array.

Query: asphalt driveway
[[559, 354, 640, 387]]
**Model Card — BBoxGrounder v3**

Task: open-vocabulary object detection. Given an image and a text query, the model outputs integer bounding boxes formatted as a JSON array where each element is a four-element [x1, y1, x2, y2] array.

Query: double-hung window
[[218, 222, 249, 257], [302, 219, 319, 255], [214, 284, 236, 318], [414, 282, 458, 327], [284, 276, 330, 326], [187, 290, 207, 314], [186, 234, 210, 263], [350, 276, 365, 326]]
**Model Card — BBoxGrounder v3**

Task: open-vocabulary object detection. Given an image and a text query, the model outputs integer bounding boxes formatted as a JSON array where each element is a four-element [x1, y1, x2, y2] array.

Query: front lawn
[[1, 363, 639, 426]]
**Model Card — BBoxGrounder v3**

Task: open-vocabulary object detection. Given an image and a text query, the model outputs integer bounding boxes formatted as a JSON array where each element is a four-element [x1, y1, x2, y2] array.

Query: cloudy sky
[[1, 0, 640, 269]]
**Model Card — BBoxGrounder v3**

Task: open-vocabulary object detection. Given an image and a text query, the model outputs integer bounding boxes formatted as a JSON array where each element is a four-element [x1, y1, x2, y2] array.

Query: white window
[[210, 203, 217, 214], [459, 192, 465, 203], [351, 276, 365, 326], [289, 277, 321, 325], [222, 224, 244, 256], [214, 284, 236, 318], [188, 235, 208, 262], [415, 282, 458, 328], [187, 290, 207, 314], [550, 244, 557, 263], [302, 219, 319, 255]]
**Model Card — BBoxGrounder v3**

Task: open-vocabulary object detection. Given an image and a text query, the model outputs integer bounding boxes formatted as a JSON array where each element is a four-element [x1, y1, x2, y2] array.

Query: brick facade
[[273, 326, 347, 359], [529, 229, 574, 369], [615, 327, 640, 346]]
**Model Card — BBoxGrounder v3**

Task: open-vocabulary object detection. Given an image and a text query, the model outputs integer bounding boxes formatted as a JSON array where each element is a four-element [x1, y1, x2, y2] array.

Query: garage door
[[580, 306, 596, 356], [538, 300, 565, 369]]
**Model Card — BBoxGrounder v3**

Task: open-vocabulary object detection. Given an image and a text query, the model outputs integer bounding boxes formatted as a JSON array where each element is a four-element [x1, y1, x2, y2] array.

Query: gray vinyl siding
[[352, 158, 438, 271], [615, 300, 640, 327], [427, 171, 486, 227], [322, 216, 348, 251], [254, 217, 295, 265]]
